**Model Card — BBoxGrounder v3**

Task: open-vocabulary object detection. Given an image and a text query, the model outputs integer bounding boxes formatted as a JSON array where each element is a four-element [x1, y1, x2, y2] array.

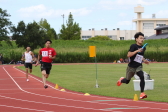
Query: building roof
[[133, 18, 168, 22], [154, 25, 168, 30], [147, 33, 168, 40]]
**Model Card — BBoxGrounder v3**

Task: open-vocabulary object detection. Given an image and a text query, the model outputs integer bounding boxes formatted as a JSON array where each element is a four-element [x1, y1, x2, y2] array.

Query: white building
[[81, 5, 168, 40]]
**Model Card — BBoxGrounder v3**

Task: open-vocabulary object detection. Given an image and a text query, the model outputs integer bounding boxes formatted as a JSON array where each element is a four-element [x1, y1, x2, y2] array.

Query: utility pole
[[61, 14, 64, 25]]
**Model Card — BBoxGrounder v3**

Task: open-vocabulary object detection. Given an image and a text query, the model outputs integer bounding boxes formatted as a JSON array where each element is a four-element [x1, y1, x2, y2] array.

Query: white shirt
[[25, 51, 33, 63]]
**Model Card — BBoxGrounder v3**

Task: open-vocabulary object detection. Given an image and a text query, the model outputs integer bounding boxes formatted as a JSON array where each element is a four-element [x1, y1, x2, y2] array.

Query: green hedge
[[1, 39, 168, 63], [2, 50, 168, 63]]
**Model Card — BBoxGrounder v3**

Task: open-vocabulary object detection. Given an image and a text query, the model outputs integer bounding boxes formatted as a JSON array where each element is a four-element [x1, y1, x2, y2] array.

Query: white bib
[[134, 54, 143, 63], [42, 51, 48, 57]]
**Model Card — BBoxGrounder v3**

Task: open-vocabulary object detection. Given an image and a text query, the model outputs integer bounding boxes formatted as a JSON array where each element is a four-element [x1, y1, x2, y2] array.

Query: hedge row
[[2, 50, 168, 64]]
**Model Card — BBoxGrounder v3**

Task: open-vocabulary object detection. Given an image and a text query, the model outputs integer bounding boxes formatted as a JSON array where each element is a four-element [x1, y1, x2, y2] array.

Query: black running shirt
[[128, 44, 146, 68]]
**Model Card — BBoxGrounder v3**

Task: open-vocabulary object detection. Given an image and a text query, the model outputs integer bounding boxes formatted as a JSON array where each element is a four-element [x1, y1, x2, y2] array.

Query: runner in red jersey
[[36, 40, 56, 89]]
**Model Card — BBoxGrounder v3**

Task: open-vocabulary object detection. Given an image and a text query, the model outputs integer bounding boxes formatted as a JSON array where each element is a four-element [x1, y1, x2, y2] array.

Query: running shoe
[[116, 77, 124, 86], [26, 79, 29, 82], [44, 85, 48, 89], [140, 92, 147, 99]]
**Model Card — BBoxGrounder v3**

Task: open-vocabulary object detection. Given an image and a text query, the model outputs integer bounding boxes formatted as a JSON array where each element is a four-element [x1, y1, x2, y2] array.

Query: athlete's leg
[[42, 70, 47, 86], [25, 68, 29, 79], [137, 70, 147, 99], [24, 63, 29, 80], [29, 64, 32, 73], [136, 66, 147, 99], [117, 66, 135, 86], [46, 74, 49, 78], [136, 71, 145, 92], [121, 78, 130, 84], [45, 63, 52, 79], [29, 69, 32, 73]]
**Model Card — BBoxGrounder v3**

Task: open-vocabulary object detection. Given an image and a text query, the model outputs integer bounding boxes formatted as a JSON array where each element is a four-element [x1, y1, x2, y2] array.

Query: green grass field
[[18, 63, 168, 102]]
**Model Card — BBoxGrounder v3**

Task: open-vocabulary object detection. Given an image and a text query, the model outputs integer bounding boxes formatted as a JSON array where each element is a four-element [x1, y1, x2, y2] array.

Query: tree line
[[0, 8, 81, 50]]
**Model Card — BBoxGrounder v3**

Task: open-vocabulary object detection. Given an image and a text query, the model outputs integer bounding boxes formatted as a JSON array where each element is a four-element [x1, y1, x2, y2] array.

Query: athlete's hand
[[35, 61, 39, 67], [144, 59, 149, 65], [49, 55, 52, 59], [136, 48, 143, 53]]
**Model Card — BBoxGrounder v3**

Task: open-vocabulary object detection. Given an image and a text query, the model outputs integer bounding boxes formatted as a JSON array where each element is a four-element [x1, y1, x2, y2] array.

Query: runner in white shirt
[[22, 46, 34, 81]]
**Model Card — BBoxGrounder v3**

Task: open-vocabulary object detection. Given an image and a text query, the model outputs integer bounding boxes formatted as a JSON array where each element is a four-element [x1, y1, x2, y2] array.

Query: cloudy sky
[[1, 0, 168, 34]]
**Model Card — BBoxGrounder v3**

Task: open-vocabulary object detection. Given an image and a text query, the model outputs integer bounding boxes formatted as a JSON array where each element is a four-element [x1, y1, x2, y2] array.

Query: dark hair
[[26, 46, 30, 49], [134, 32, 144, 40], [45, 40, 52, 44]]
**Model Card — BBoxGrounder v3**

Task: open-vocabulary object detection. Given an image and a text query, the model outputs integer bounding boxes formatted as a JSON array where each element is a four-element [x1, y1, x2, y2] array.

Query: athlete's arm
[[31, 52, 35, 60], [49, 55, 56, 59], [127, 48, 143, 57], [143, 58, 149, 65], [49, 49, 57, 60], [36, 50, 41, 65], [31, 52, 35, 62], [21, 53, 25, 61]]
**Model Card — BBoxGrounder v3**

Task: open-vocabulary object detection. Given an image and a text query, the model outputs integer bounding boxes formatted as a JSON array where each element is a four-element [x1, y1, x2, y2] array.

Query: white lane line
[[6, 67, 168, 111], [12, 67, 149, 109], [0, 104, 53, 112], [15, 67, 168, 106], [15, 67, 129, 101], [0, 88, 42, 90], [14, 67, 168, 110], [0, 95, 112, 112], [2, 67, 114, 111]]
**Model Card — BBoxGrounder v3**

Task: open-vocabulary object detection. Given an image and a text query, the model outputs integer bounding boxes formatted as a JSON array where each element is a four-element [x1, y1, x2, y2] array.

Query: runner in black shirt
[[117, 32, 149, 99]]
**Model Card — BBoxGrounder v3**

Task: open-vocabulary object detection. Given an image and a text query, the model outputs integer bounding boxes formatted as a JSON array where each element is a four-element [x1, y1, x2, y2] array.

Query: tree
[[0, 8, 12, 46], [59, 12, 81, 40], [11, 21, 48, 51], [39, 18, 58, 40]]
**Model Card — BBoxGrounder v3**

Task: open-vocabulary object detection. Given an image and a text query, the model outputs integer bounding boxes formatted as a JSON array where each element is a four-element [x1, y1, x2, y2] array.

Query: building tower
[[134, 4, 144, 32]]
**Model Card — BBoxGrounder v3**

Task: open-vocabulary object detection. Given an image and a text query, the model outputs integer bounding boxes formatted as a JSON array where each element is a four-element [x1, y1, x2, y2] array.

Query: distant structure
[[133, 4, 168, 39], [81, 5, 168, 40], [147, 25, 168, 39]]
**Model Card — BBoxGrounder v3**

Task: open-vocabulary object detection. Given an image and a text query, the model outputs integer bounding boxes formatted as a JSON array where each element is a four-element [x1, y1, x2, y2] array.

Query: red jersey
[[40, 47, 57, 63]]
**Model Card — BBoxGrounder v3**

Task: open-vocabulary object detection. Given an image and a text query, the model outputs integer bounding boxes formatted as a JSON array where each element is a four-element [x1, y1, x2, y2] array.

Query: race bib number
[[42, 51, 48, 57], [134, 54, 143, 63]]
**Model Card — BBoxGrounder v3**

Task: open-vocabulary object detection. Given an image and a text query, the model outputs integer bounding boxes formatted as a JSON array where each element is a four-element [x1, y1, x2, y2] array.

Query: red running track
[[0, 65, 168, 112]]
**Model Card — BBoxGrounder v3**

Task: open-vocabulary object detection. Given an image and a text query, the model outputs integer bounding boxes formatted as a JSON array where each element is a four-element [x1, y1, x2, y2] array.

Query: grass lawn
[[18, 63, 168, 102]]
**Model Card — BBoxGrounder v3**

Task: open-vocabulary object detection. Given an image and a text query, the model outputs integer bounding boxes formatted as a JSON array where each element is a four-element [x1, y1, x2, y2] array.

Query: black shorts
[[24, 63, 32, 69], [41, 62, 52, 74]]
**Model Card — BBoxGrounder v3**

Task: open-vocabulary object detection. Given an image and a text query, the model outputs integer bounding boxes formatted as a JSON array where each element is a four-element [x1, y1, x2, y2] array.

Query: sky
[[1, 0, 168, 35]]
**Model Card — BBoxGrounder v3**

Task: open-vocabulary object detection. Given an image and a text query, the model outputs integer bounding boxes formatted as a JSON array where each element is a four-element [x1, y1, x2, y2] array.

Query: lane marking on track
[[2, 67, 122, 111], [103, 108, 141, 110], [15, 67, 168, 106], [3, 67, 168, 111], [12, 67, 150, 109], [0, 94, 112, 111], [15, 67, 130, 101], [92, 100, 126, 102], [14, 66, 168, 106], [13, 66, 168, 110], [0, 88, 46, 90], [0, 104, 54, 112], [0, 77, 25, 80]]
